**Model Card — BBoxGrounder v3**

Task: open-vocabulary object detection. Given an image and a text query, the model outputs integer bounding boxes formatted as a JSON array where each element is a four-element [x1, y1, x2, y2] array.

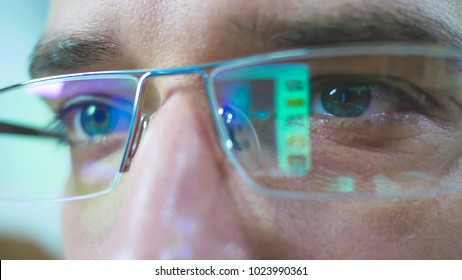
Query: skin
[[37, 0, 462, 259]]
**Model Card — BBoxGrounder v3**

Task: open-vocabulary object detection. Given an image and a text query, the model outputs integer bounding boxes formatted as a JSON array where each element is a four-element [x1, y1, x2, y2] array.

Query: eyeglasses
[[1, 44, 462, 201]]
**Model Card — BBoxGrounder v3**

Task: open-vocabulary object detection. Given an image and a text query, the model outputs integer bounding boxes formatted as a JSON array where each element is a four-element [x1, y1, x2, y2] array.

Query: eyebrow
[[29, 32, 122, 78], [233, 7, 462, 48], [30, 5, 462, 78]]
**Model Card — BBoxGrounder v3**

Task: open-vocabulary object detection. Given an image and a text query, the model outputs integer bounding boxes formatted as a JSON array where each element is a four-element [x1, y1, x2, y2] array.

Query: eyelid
[[60, 94, 132, 114], [310, 75, 440, 116], [55, 95, 133, 144]]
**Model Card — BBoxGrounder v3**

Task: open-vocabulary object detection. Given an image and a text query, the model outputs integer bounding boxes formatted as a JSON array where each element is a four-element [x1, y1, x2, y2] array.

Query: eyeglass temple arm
[[0, 121, 64, 139]]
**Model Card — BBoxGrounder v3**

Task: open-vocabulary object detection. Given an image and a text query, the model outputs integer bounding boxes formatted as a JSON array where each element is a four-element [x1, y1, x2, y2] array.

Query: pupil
[[81, 104, 114, 136], [321, 85, 372, 117], [93, 107, 108, 124]]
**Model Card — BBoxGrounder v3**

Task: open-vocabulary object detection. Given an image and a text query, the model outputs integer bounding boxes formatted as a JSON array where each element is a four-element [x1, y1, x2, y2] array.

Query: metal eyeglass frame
[[2, 44, 462, 201]]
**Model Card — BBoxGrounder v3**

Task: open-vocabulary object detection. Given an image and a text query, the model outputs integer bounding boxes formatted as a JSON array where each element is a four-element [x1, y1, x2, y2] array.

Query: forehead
[[46, 0, 461, 28], [46, 0, 462, 44]]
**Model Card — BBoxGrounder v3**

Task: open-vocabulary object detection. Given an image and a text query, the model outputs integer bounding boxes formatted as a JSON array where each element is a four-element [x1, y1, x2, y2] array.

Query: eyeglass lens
[[213, 53, 462, 197], [1, 51, 461, 200], [0, 76, 138, 200]]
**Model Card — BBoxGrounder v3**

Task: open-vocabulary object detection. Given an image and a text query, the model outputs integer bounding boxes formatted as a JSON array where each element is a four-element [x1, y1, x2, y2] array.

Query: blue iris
[[80, 104, 122, 136]]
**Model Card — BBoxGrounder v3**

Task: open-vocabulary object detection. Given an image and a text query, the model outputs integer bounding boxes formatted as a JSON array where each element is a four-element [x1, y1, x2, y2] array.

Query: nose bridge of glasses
[[118, 68, 210, 173], [142, 67, 209, 105]]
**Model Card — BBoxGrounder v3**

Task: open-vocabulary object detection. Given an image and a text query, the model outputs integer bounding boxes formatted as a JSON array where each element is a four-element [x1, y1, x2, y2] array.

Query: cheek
[[62, 178, 127, 259], [236, 187, 462, 259], [62, 170, 462, 259]]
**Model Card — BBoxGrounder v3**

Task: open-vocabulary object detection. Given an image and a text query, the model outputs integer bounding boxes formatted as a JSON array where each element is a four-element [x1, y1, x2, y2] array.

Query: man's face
[[37, 0, 462, 259]]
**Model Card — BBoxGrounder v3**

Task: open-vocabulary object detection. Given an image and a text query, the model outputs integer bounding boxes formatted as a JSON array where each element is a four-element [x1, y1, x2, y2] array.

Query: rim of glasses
[[206, 44, 462, 200], [2, 43, 462, 92], [2, 43, 462, 201]]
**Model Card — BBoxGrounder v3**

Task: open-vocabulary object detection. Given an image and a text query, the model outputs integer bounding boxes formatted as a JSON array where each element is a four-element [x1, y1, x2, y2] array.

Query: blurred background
[[0, 0, 63, 259]]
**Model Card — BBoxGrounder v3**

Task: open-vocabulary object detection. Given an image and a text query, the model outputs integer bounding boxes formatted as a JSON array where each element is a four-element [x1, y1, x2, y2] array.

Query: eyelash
[[309, 75, 434, 119], [45, 94, 132, 146]]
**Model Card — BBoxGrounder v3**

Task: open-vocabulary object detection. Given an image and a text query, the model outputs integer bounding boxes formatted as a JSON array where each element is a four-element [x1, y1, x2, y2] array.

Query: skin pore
[[34, 0, 462, 259]]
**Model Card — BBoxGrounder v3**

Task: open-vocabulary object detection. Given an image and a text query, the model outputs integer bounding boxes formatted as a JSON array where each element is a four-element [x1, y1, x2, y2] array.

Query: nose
[[100, 89, 253, 259]]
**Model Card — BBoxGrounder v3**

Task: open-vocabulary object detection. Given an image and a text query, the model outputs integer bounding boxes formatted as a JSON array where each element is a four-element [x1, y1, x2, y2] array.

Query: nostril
[[219, 105, 261, 170]]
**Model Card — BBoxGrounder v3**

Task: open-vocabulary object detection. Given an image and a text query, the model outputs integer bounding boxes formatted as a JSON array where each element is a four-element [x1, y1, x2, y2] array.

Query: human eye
[[212, 52, 462, 196], [56, 95, 133, 146], [309, 75, 446, 145], [311, 75, 430, 118]]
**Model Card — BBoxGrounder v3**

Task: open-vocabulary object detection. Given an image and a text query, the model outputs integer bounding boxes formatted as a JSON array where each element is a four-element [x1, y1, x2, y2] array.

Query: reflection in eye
[[54, 95, 133, 144], [320, 83, 371, 117], [80, 103, 123, 136], [311, 76, 429, 119]]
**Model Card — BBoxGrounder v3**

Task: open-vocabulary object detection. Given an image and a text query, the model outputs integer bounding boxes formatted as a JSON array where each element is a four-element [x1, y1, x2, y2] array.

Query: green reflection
[[329, 176, 355, 193]]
